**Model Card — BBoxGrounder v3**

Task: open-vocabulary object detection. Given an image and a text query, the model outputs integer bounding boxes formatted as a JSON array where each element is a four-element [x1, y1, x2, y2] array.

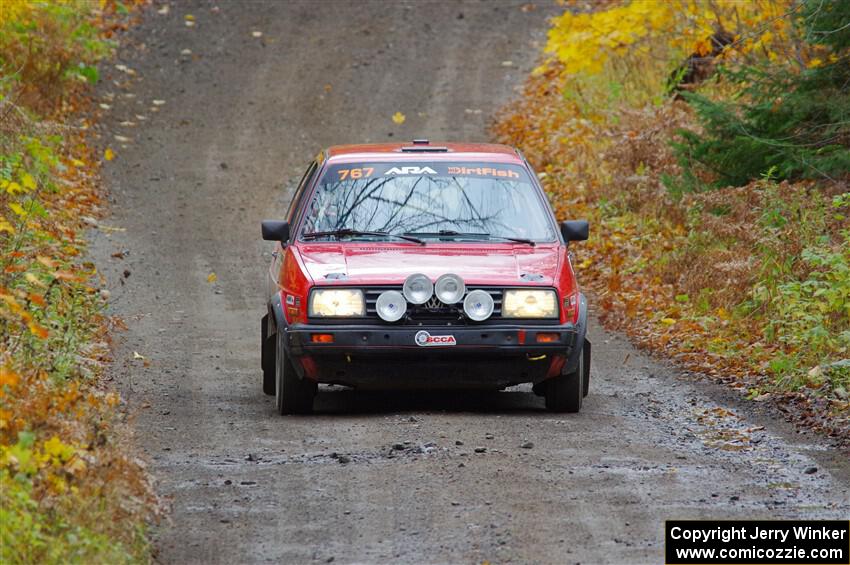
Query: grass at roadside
[[0, 1, 157, 562], [495, 0, 849, 439]]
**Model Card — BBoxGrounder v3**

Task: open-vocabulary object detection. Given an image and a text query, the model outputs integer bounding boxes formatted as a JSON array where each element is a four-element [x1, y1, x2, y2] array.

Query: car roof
[[324, 141, 523, 164]]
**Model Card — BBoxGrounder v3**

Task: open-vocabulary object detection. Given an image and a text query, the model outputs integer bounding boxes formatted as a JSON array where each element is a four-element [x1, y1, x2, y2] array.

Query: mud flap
[[261, 314, 274, 372], [264, 291, 287, 394], [582, 338, 591, 397], [261, 314, 276, 395]]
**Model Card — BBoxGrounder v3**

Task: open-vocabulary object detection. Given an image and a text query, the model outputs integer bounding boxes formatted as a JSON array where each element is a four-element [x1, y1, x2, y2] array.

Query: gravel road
[[90, 1, 850, 563]]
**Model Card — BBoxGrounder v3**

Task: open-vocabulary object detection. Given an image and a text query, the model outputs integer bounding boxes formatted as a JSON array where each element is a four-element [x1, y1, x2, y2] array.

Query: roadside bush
[[0, 0, 115, 112], [673, 0, 850, 187], [1, 1, 156, 563], [495, 0, 850, 437]]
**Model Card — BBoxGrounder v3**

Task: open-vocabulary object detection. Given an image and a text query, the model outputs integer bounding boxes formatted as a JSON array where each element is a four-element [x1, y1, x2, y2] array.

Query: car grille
[[364, 286, 503, 323]]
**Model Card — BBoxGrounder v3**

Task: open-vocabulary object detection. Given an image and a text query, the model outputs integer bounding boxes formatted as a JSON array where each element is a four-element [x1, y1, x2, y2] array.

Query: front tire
[[275, 329, 316, 414], [545, 341, 585, 413]]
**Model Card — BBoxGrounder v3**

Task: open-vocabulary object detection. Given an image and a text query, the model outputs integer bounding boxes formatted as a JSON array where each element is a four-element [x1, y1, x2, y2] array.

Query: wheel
[[261, 314, 276, 396], [275, 329, 316, 414], [545, 341, 585, 413]]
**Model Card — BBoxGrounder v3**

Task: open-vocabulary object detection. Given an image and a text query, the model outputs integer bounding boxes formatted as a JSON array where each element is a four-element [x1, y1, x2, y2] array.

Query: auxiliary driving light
[[402, 273, 433, 305], [376, 290, 407, 322], [434, 273, 466, 304], [463, 289, 495, 321]]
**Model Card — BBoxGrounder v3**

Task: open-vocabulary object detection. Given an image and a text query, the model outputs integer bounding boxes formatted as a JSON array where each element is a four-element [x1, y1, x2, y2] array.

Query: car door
[[267, 161, 319, 300]]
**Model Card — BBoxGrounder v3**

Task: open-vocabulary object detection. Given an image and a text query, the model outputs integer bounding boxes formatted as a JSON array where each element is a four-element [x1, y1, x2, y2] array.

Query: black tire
[[545, 341, 585, 413], [261, 314, 276, 396], [275, 329, 316, 415]]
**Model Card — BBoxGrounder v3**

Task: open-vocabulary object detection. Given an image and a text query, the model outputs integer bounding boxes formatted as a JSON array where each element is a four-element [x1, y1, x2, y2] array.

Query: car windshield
[[299, 162, 556, 242]]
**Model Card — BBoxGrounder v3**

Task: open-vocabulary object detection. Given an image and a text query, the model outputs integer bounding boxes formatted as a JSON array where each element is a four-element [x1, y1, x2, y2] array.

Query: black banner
[[666, 520, 849, 564]]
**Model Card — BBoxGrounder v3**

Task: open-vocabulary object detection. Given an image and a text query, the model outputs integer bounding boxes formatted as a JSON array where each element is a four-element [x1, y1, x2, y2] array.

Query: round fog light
[[463, 289, 494, 321], [403, 273, 433, 305], [434, 273, 465, 304], [376, 290, 407, 322]]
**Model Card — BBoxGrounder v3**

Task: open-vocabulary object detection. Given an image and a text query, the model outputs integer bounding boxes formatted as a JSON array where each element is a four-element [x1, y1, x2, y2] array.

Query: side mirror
[[262, 220, 290, 242], [560, 220, 589, 242]]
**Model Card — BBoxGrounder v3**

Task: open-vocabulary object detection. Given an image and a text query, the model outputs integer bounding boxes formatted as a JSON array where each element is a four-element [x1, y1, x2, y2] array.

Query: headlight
[[308, 289, 365, 317], [502, 289, 558, 318]]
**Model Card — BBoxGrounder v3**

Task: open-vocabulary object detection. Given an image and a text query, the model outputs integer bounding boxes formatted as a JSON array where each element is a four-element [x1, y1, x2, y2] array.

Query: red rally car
[[261, 140, 590, 414]]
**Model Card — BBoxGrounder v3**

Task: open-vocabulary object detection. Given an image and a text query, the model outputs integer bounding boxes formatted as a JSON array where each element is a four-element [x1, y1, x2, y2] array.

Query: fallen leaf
[[252, 31, 263, 37], [152, 100, 166, 106], [133, 351, 146, 360], [104, 148, 115, 161], [28, 322, 49, 340], [207, 272, 217, 283], [114, 135, 131, 143], [24, 273, 47, 288], [660, 318, 677, 326], [184, 14, 195, 20], [392, 111, 406, 125], [157, 5, 170, 14]]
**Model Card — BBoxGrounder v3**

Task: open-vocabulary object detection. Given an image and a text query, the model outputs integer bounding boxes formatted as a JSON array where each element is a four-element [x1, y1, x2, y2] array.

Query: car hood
[[296, 243, 562, 286]]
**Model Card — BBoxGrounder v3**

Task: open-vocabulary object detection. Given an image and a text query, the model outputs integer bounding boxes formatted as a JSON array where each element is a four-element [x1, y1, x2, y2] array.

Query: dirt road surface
[[91, 1, 850, 563]]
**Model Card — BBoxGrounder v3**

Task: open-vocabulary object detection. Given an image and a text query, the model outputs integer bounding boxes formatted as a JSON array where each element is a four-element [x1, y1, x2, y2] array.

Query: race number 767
[[337, 167, 374, 180]]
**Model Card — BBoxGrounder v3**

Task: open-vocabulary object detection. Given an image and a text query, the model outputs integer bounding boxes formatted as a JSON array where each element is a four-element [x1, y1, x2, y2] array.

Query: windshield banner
[[322, 162, 529, 183]]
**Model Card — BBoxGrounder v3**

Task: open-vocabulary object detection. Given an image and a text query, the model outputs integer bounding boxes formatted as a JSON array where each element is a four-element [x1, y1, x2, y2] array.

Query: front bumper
[[283, 323, 578, 389]]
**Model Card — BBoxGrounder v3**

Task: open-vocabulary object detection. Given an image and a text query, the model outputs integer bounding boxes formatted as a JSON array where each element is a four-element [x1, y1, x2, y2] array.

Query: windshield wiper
[[302, 228, 424, 245], [487, 235, 536, 246], [404, 230, 535, 246]]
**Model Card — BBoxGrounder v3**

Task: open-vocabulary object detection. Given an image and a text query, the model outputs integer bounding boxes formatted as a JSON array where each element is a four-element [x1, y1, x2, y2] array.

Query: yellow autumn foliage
[[543, 0, 798, 107]]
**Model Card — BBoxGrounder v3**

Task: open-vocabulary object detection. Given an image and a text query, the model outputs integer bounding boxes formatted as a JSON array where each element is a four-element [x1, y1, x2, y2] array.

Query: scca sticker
[[384, 166, 437, 176], [415, 330, 456, 347]]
